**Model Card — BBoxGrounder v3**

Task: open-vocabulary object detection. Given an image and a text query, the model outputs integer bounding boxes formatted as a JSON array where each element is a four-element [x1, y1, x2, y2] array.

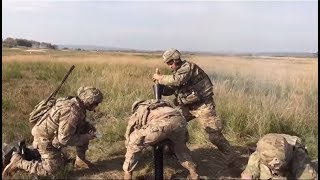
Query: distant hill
[[58, 44, 135, 51], [58, 44, 317, 58], [251, 52, 317, 58]]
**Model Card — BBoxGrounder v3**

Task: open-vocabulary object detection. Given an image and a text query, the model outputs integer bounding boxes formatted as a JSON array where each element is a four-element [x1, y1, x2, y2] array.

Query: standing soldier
[[2, 86, 103, 177], [241, 133, 317, 180], [152, 48, 234, 164], [123, 99, 200, 180]]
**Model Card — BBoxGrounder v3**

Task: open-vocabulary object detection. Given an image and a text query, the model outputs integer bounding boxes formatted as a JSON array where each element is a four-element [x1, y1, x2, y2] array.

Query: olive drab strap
[[29, 98, 57, 124]]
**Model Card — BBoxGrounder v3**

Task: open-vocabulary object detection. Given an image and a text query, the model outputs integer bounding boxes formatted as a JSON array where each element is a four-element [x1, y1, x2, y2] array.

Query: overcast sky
[[2, 0, 318, 53]]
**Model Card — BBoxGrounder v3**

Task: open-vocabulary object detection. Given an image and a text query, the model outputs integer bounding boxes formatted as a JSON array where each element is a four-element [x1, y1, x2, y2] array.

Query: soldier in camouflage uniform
[[241, 133, 317, 180], [2, 86, 103, 177], [152, 48, 234, 164], [123, 99, 200, 180]]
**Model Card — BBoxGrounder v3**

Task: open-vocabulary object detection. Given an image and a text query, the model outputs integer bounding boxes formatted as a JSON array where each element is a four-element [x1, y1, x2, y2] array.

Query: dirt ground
[[69, 143, 251, 179]]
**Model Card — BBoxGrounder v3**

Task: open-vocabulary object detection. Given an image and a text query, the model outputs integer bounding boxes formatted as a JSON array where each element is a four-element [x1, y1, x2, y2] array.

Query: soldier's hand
[[153, 73, 162, 81], [155, 68, 160, 74]]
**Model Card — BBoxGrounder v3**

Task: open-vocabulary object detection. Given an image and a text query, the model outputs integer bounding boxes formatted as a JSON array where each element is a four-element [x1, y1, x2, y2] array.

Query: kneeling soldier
[[2, 86, 103, 177]]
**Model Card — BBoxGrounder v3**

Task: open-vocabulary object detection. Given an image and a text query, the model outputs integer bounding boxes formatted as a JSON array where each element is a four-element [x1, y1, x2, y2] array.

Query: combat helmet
[[163, 48, 181, 63], [256, 133, 292, 170], [77, 86, 103, 108]]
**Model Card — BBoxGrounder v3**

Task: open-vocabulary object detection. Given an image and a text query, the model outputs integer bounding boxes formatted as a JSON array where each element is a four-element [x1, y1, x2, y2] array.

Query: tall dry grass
[[187, 56, 318, 157], [2, 48, 318, 178]]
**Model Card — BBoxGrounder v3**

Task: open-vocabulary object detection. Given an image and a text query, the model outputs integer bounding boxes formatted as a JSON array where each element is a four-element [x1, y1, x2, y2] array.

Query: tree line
[[2, 37, 58, 49]]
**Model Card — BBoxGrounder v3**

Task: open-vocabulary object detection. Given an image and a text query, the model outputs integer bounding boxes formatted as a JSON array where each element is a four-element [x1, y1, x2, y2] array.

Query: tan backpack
[[28, 98, 56, 124]]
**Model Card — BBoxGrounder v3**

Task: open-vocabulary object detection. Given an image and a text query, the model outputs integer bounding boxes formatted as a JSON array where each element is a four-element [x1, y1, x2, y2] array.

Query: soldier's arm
[[125, 114, 138, 147], [77, 119, 96, 134], [241, 151, 261, 179], [158, 64, 191, 86], [57, 108, 91, 147]]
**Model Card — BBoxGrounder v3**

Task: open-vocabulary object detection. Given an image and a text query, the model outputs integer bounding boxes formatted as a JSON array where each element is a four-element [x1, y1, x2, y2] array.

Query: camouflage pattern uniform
[[241, 133, 317, 180], [2, 87, 103, 177], [157, 48, 233, 157], [123, 99, 199, 179]]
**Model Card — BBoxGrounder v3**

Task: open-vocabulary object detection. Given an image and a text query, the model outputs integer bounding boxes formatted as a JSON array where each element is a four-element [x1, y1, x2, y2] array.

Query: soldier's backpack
[[29, 65, 75, 125], [28, 98, 57, 124], [131, 99, 175, 128]]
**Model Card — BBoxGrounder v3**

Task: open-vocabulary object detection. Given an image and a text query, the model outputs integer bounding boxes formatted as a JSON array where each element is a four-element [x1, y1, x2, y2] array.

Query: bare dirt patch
[[67, 143, 250, 179]]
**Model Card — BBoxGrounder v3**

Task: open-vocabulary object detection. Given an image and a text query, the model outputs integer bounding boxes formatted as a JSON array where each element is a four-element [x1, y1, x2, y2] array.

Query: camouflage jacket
[[242, 133, 317, 179], [31, 97, 91, 148], [125, 99, 184, 146], [158, 60, 213, 105]]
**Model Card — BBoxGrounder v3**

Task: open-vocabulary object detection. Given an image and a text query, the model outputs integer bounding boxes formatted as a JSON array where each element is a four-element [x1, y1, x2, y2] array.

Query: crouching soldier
[[123, 99, 200, 180], [2, 86, 103, 178], [241, 133, 317, 180]]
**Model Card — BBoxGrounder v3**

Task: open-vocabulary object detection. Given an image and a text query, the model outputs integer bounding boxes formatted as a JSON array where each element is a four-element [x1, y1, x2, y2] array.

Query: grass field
[[2, 47, 318, 179]]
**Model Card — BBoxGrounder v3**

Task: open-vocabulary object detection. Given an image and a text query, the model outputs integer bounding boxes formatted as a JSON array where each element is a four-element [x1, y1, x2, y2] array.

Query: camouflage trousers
[[123, 115, 197, 173], [178, 98, 232, 155], [14, 137, 63, 176], [16, 136, 89, 176]]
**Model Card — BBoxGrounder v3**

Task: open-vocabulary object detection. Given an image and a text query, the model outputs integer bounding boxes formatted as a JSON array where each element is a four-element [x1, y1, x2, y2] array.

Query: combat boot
[[2, 153, 23, 178], [74, 155, 93, 169], [208, 132, 236, 166]]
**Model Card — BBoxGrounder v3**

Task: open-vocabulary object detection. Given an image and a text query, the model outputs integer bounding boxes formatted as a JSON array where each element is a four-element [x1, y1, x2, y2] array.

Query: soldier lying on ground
[[241, 133, 317, 180], [2, 86, 103, 178], [123, 99, 200, 180], [152, 48, 235, 165]]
